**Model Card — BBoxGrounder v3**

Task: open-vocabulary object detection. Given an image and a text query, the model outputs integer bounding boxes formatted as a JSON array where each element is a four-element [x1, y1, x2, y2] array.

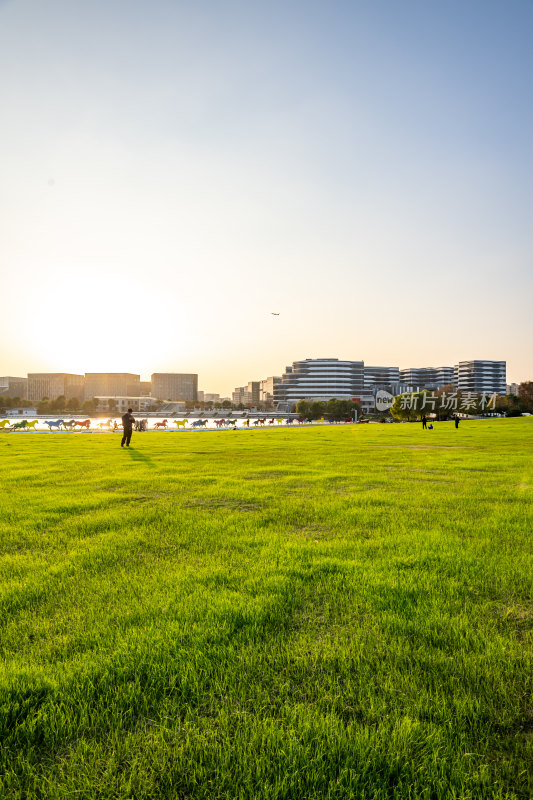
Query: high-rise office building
[[151, 373, 198, 403], [454, 361, 506, 395], [399, 367, 454, 390], [28, 373, 85, 403], [259, 376, 281, 403], [232, 381, 260, 405], [84, 373, 140, 400], [0, 376, 28, 399]]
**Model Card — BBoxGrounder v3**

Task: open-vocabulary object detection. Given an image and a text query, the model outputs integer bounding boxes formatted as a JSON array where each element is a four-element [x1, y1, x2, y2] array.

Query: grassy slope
[[0, 420, 531, 799]]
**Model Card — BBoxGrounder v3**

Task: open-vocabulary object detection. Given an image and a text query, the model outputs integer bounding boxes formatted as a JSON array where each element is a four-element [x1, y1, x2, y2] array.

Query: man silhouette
[[121, 408, 135, 447], [422, 415, 427, 429]]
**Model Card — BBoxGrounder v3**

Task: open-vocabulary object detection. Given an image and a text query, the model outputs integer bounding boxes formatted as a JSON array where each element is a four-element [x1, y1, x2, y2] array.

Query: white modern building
[[274, 358, 374, 411], [454, 361, 506, 395], [399, 366, 454, 390], [364, 366, 401, 392]]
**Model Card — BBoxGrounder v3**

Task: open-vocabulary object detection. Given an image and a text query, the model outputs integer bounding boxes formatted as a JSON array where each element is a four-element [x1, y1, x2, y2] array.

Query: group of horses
[[0, 418, 91, 431], [0, 416, 354, 433]]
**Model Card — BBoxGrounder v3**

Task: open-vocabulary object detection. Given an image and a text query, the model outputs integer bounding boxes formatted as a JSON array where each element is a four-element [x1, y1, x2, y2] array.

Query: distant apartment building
[[454, 360, 506, 395], [201, 392, 220, 403], [151, 373, 198, 403], [364, 366, 400, 393], [233, 381, 260, 405], [232, 388, 243, 404], [507, 383, 520, 396], [139, 381, 152, 396], [94, 396, 154, 413], [0, 376, 28, 399], [84, 373, 140, 400], [259, 376, 281, 403], [399, 366, 454, 391], [28, 373, 85, 403]]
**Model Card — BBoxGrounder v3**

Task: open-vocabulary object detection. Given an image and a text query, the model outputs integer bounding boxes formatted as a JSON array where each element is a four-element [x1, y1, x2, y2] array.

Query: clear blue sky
[[1, 0, 531, 393]]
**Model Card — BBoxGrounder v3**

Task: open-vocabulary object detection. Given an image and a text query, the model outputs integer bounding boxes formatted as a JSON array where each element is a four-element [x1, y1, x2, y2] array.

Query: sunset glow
[[1, 1, 531, 393]]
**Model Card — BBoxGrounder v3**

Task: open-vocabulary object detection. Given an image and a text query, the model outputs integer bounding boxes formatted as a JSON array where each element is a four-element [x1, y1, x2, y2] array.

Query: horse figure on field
[[224, 419, 236, 426], [257, 418, 266, 425], [73, 419, 90, 429], [96, 420, 113, 430], [12, 420, 29, 430], [0, 420, 12, 429], [191, 419, 208, 428], [44, 419, 64, 430], [174, 420, 188, 429], [62, 420, 77, 430], [268, 419, 275, 425], [286, 418, 293, 425], [276, 418, 284, 424], [214, 419, 225, 428], [241, 419, 250, 427], [25, 420, 39, 430], [154, 419, 168, 429]]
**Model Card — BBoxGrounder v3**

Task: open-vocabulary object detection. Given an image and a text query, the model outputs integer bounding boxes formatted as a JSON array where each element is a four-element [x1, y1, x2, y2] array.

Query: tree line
[[295, 398, 361, 421]]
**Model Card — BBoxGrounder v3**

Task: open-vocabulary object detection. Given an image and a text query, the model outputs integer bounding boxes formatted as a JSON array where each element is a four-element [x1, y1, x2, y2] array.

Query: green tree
[[309, 401, 325, 420], [518, 382, 533, 412], [295, 400, 311, 418], [82, 398, 97, 415], [67, 397, 80, 411], [390, 391, 428, 421], [52, 395, 66, 411], [37, 399, 50, 414], [494, 394, 525, 417], [222, 400, 231, 409]]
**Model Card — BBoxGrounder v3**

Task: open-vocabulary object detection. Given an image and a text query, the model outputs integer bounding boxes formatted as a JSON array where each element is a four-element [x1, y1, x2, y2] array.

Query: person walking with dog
[[121, 408, 135, 447]]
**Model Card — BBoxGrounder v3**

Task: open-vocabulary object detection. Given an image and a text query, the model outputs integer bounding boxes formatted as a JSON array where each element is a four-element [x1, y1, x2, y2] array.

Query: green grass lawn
[[0, 419, 531, 799]]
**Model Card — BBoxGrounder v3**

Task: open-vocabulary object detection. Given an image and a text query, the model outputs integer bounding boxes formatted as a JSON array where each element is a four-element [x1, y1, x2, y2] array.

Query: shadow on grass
[[126, 448, 154, 466]]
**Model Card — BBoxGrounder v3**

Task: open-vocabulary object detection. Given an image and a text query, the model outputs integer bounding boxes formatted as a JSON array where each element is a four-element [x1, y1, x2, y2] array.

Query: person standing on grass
[[121, 408, 135, 448], [422, 414, 427, 429], [454, 414, 460, 429]]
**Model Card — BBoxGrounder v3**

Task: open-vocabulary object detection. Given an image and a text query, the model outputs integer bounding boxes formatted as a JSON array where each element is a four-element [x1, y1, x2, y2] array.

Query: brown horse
[[73, 419, 91, 429], [154, 419, 168, 429]]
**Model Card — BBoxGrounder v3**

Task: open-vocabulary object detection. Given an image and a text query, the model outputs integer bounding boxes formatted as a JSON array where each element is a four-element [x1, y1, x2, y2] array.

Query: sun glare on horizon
[[16, 273, 192, 377]]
